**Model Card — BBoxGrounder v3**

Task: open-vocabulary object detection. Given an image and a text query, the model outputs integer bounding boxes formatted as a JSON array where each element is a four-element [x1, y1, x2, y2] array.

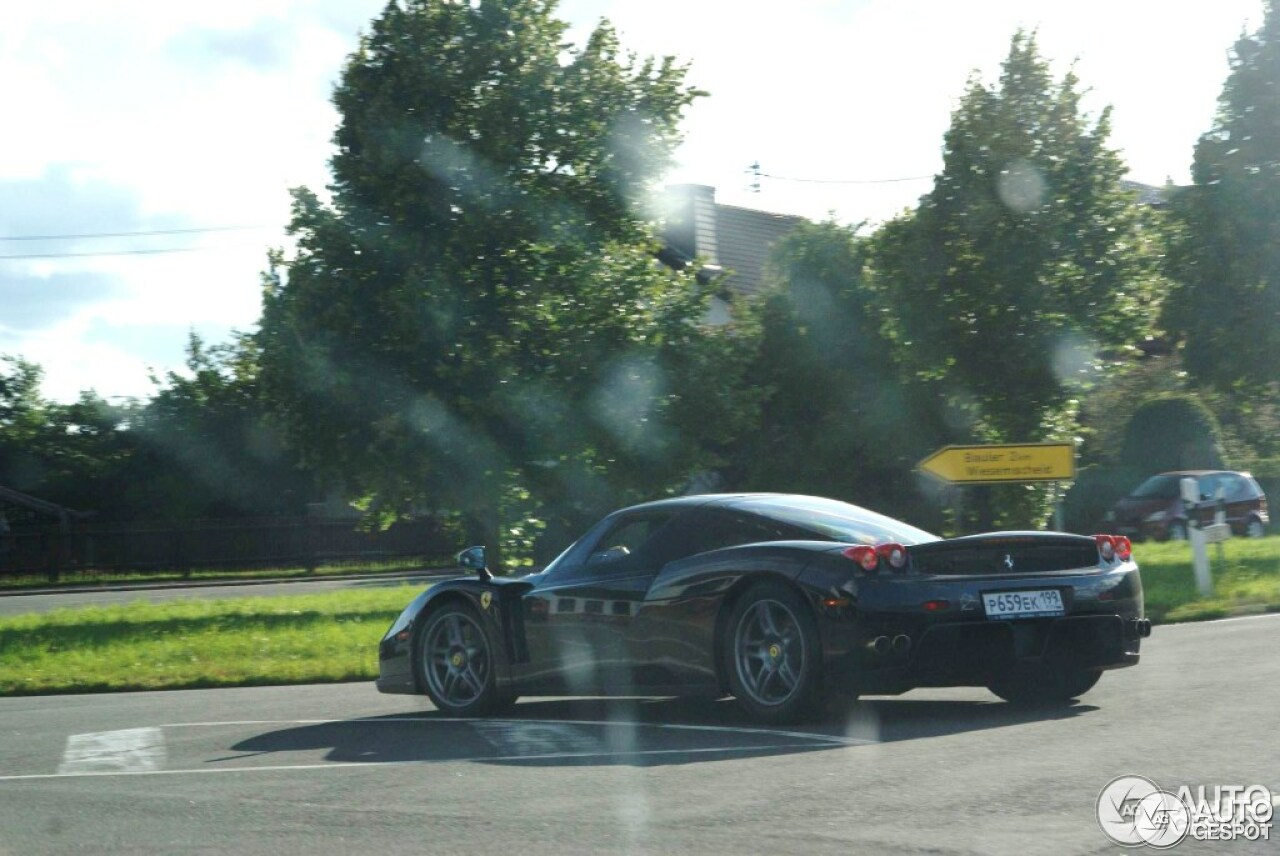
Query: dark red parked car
[[1108, 470, 1269, 541]]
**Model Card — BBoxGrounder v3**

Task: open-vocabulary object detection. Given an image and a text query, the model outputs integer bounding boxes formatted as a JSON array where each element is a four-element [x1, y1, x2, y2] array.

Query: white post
[[1182, 477, 1213, 597]]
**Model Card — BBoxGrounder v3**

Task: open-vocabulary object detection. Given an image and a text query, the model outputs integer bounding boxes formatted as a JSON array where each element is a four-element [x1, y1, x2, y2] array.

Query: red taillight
[[922, 599, 950, 612], [1094, 534, 1116, 561], [876, 542, 908, 572], [1114, 535, 1132, 561], [843, 545, 879, 571]]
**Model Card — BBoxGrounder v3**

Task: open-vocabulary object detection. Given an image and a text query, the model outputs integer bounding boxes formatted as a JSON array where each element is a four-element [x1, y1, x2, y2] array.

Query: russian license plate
[[983, 589, 1065, 619]]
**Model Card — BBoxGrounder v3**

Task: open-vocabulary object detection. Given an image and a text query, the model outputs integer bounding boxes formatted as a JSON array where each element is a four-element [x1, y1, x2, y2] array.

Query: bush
[[1062, 463, 1140, 534], [1119, 395, 1224, 474]]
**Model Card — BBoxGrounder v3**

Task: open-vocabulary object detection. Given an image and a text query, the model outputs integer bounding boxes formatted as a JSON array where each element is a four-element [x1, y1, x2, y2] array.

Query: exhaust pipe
[[866, 636, 891, 655], [1128, 618, 1154, 639], [891, 634, 912, 654]]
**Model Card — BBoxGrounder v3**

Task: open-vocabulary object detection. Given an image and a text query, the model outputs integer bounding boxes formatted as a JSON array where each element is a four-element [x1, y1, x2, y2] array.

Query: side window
[[1197, 474, 1221, 501], [672, 511, 793, 561], [585, 514, 675, 572], [1226, 475, 1254, 501]]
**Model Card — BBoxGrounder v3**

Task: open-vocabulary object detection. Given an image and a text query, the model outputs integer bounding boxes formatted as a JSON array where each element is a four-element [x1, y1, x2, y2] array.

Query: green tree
[[1164, 2, 1280, 390], [0, 356, 135, 516], [727, 221, 948, 530], [0, 356, 55, 493], [257, 0, 707, 569], [867, 32, 1165, 527], [122, 333, 312, 520]]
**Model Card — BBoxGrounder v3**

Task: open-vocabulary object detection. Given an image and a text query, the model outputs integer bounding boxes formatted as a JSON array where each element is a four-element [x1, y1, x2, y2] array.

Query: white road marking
[[472, 721, 600, 755], [0, 743, 821, 782], [57, 728, 166, 775]]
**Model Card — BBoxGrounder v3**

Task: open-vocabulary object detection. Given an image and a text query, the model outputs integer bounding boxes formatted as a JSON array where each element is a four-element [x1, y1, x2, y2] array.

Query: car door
[[518, 510, 682, 693]]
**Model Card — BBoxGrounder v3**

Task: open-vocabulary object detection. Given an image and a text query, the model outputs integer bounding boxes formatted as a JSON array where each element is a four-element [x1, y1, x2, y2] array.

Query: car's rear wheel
[[988, 666, 1101, 705], [1246, 516, 1267, 538], [417, 603, 512, 716], [725, 581, 822, 725]]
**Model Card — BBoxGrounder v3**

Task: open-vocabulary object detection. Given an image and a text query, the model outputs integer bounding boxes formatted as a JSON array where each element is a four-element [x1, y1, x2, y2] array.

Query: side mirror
[[457, 546, 487, 571]]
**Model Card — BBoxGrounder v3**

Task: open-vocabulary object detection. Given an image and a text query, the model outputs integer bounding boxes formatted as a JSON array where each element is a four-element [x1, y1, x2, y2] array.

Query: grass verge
[[0, 586, 420, 696], [1133, 535, 1280, 623]]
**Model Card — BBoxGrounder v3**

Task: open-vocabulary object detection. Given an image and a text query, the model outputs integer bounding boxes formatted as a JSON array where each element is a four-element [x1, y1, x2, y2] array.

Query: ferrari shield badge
[[480, 591, 493, 610]]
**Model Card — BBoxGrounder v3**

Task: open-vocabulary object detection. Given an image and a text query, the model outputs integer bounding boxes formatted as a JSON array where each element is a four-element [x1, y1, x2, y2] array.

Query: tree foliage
[[256, 0, 709, 567], [0, 356, 49, 494], [727, 221, 948, 530], [868, 32, 1164, 442], [1119, 395, 1225, 474], [1164, 1, 1280, 390], [124, 333, 312, 520], [0, 340, 314, 524]]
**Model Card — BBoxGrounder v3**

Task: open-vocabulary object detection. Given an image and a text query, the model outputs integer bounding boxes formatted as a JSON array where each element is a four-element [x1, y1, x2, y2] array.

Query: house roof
[[659, 184, 807, 297], [0, 485, 92, 523], [713, 203, 807, 296], [1121, 179, 1172, 206]]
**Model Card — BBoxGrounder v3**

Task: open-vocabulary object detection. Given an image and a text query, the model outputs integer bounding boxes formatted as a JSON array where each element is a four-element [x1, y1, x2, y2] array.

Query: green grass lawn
[[1, 536, 1277, 696], [0, 586, 419, 696], [1132, 534, 1280, 623]]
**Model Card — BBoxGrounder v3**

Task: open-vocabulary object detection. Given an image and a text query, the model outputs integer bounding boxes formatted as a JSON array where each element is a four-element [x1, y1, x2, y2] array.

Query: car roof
[[618, 492, 885, 516], [1155, 470, 1247, 477], [616, 492, 788, 515]]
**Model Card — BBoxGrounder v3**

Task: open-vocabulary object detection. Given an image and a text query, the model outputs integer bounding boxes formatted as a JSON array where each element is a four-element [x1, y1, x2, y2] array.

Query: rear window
[[731, 496, 938, 546]]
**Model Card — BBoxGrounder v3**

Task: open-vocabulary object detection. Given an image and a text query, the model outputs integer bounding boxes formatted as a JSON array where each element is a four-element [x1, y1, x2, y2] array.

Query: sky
[[0, 0, 1267, 402]]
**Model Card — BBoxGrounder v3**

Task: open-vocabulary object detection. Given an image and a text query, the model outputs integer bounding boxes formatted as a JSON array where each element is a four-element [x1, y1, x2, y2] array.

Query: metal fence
[[0, 516, 454, 582]]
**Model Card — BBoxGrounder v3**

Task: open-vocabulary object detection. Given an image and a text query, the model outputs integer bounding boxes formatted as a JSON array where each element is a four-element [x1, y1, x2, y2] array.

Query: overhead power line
[[746, 161, 933, 190], [762, 172, 934, 185], [0, 245, 260, 261], [0, 224, 272, 242]]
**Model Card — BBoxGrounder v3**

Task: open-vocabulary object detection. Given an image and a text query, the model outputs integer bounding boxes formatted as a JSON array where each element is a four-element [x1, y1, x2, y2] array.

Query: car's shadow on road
[[227, 693, 1098, 769]]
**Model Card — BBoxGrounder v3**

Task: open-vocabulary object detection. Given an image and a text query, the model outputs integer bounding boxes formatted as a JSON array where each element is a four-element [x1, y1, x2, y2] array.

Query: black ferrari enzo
[[377, 493, 1149, 723]]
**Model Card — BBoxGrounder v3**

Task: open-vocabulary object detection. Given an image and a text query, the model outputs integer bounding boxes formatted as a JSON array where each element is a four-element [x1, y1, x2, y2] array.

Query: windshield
[[1130, 475, 1185, 499], [732, 496, 939, 546]]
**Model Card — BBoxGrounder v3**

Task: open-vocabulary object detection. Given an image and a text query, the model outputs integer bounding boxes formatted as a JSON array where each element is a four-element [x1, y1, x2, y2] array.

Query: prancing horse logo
[[1003, 554, 1015, 571]]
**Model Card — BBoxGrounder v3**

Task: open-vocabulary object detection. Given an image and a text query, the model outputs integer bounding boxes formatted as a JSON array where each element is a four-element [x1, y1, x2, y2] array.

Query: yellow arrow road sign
[[918, 443, 1075, 484]]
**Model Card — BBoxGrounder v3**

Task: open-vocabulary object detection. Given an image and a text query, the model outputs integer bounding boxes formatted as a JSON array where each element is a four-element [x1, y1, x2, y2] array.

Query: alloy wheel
[[422, 610, 490, 707], [734, 598, 806, 706]]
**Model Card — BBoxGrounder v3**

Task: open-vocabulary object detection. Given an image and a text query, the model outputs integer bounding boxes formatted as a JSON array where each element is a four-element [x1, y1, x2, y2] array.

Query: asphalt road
[[2, 614, 1277, 854], [0, 573, 447, 617]]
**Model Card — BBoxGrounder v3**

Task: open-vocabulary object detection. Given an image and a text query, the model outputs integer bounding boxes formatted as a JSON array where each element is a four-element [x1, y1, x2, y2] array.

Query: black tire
[[724, 580, 823, 725], [1166, 520, 1188, 541], [988, 667, 1102, 706], [1246, 516, 1267, 539], [416, 602, 510, 716]]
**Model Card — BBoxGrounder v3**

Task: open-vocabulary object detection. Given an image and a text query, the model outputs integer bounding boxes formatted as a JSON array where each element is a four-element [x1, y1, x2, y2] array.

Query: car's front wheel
[[988, 667, 1101, 705], [1246, 516, 1267, 538], [725, 581, 823, 725], [417, 603, 513, 716]]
